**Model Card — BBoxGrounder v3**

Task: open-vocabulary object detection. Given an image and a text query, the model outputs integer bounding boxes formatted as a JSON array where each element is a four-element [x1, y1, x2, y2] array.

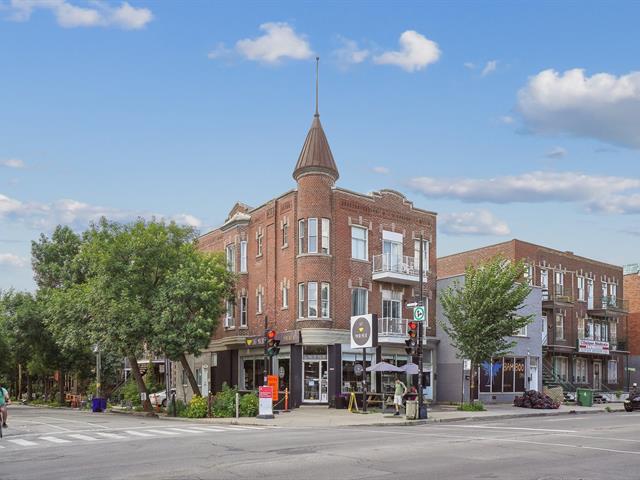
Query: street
[[1, 406, 639, 479]]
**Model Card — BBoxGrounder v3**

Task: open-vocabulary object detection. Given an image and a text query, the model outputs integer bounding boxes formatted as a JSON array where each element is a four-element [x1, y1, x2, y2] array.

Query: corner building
[[194, 110, 437, 408]]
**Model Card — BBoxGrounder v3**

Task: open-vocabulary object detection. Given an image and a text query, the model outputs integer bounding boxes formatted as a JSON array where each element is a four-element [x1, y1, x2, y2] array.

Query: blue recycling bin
[[92, 398, 106, 412]]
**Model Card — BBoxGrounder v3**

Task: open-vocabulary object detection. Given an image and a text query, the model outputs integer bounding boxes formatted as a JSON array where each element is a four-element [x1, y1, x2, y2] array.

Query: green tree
[[150, 249, 234, 397], [439, 256, 534, 402]]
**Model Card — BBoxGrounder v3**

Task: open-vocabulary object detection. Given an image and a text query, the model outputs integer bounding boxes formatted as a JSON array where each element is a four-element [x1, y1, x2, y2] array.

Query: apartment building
[[189, 106, 437, 407], [439, 240, 629, 395], [624, 263, 640, 386]]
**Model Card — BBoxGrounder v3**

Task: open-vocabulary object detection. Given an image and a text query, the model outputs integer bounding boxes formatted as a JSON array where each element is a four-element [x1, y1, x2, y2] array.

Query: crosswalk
[[0, 424, 274, 450]]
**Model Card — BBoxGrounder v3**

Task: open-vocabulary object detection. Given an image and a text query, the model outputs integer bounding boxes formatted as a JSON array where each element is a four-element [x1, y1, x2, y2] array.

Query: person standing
[[393, 378, 407, 416], [0, 384, 10, 428]]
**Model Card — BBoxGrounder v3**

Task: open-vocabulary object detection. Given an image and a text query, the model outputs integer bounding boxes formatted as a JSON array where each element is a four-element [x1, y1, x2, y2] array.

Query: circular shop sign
[[351, 316, 372, 347], [354, 364, 364, 376]]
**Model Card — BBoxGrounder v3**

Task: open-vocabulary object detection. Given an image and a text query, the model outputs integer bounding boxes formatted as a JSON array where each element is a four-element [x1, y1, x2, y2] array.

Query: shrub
[[212, 384, 237, 418], [184, 395, 208, 418], [457, 402, 485, 411], [239, 392, 258, 417]]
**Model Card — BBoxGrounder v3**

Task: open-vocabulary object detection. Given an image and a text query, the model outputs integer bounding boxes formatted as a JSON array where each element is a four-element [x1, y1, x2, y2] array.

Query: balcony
[[372, 254, 420, 285], [378, 317, 427, 341], [542, 285, 574, 308], [588, 296, 629, 317]]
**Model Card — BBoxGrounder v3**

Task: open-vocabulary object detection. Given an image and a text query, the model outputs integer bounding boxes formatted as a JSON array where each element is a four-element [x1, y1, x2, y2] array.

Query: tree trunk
[[58, 369, 65, 405], [179, 353, 201, 397], [27, 374, 32, 401], [469, 363, 476, 405], [127, 355, 152, 412]]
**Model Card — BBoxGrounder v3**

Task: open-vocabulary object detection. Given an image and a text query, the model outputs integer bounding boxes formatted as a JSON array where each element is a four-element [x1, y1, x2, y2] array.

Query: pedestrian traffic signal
[[405, 321, 418, 355], [266, 330, 280, 357]]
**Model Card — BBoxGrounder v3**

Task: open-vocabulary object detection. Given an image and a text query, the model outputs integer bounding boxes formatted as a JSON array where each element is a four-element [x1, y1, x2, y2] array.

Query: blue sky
[[1, 1, 640, 291]]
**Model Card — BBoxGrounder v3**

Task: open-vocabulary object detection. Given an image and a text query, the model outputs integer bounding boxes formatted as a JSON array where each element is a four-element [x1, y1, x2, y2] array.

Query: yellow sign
[[348, 392, 359, 413]]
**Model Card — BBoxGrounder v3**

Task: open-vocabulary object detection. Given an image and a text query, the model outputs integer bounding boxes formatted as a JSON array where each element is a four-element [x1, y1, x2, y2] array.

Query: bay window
[[321, 283, 330, 318], [308, 218, 318, 253], [298, 283, 305, 318], [321, 218, 330, 254], [308, 282, 318, 318]]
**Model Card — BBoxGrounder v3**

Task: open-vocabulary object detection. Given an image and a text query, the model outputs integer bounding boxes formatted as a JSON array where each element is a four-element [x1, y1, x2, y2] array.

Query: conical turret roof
[[292, 114, 339, 182]]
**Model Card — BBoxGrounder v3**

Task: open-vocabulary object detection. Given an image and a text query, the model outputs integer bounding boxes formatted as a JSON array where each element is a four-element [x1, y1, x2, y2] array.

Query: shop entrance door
[[303, 360, 328, 403], [593, 361, 602, 390]]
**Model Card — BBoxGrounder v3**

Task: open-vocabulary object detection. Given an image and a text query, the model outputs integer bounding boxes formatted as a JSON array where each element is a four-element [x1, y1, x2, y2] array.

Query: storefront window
[[480, 361, 491, 393], [514, 358, 526, 391], [503, 357, 514, 392], [341, 352, 372, 393], [491, 358, 503, 392], [242, 358, 265, 391], [480, 357, 526, 393]]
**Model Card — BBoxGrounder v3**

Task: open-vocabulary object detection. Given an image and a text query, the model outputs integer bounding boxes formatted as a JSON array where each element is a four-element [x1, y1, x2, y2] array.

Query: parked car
[[149, 390, 167, 407]]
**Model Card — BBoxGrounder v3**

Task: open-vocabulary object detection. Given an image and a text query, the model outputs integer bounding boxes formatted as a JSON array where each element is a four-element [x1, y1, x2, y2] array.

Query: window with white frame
[[298, 220, 305, 254], [602, 322, 608, 343], [555, 313, 564, 340], [351, 287, 368, 316], [240, 296, 247, 327], [321, 218, 330, 254], [414, 239, 429, 271], [541, 269, 549, 299], [524, 263, 534, 286], [594, 322, 601, 341], [195, 368, 202, 389], [282, 220, 289, 247], [257, 230, 263, 257], [240, 240, 247, 273], [321, 282, 330, 318], [608, 360, 618, 383], [351, 226, 368, 260], [610, 321, 617, 344], [578, 317, 585, 340], [574, 358, 587, 383], [225, 299, 235, 328], [257, 289, 263, 314], [308, 282, 318, 318], [601, 281, 608, 307], [554, 270, 564, 296], [586, 318, 593, 339], [298, 283, 305, 318], [513, 324, 527, 337], [577, 276, 585, 301], [282, 283, 288, 309], [225, 244, 235, 272], [610, 283, 617, 302], [553, 356, 568, 382], [308, 218, 318, 253]]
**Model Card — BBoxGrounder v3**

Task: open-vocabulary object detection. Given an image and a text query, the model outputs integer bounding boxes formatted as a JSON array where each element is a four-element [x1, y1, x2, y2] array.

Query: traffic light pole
[[264, 316, 269, 385], [418, 234, 426, 419]]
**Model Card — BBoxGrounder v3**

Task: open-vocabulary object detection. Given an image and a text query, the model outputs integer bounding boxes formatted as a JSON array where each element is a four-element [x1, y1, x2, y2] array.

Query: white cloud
[[373, 30, 440, 72], [0, 193, 202, 229], [464, 62, 475, 70], [332, 36, 369, 67], [500, 115, 515, 124], [545, 146, 567, 159], [1, 158, 25, 168], [588, 194, 640, 215], [440, 210, 510, 236], [0, 253, 28, 268], [207, 42, 232, 60], [235, 22, 313, 64], [6, 0, 152, 29], [371, 166, 390, 175], [481, 60, 498, 76], [517, 68, 640, 149], [408, 171, 640, 204]]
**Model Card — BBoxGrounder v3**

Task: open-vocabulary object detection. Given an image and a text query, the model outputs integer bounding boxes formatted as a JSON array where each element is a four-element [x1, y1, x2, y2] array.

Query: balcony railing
[[597, 296, 629, 312], [378, 317, 427, 337], [372, 254, 421, 285], [542, 285, 573, 303]]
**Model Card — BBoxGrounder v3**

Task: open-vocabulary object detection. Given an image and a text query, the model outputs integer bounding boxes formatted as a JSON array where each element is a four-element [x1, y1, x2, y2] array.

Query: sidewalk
[[154, 402, 626, 428]]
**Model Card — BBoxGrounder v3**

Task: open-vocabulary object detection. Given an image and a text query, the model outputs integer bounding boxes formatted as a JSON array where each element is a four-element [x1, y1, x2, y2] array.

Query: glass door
[[593, 361, 602, 390], [303, 361, 320, 402], [383, 240, 402, 271]]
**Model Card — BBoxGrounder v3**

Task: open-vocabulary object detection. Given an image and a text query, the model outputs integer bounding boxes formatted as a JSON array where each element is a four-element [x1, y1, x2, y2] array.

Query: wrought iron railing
[[597, 296, 629, 311], [372, 254, 418, 276], [378, 317, 427, 336], [542, 285, 574, 303]]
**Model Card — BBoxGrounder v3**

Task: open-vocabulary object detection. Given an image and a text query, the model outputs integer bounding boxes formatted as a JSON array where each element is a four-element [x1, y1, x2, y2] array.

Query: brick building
[[624, 264, 640, 386], [439, 239, 630, 395], [189, 106, 437, 407]]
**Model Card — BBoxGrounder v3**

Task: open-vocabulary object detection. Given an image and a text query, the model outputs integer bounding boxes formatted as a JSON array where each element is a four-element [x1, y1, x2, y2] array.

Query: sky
[[1, 1, 640, 291]]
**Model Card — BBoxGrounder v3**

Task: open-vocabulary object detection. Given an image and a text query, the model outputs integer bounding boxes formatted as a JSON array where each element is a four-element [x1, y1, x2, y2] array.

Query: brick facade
[[438, 239, 629, 392], [624, 271, 640, 356]]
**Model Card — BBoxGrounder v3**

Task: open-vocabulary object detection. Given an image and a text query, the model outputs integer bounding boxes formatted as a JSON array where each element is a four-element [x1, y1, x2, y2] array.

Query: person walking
[[393, 378, 407, 416], [0, 383, 10, 428], [629, 382, 639, 401]]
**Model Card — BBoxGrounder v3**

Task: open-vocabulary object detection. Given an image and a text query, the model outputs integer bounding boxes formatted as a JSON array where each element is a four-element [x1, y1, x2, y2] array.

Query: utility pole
[[94, 344, 102, 399], [418, 233, 426, 419], [263, 316, 269, 385]]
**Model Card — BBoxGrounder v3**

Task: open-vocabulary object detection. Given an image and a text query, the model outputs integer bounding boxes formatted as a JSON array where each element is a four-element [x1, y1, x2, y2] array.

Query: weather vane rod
[[315, 56, 319, 117]]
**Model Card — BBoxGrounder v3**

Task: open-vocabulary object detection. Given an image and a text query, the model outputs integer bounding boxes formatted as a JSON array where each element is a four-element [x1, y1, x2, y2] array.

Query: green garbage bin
[[577, 388, 593, 407]]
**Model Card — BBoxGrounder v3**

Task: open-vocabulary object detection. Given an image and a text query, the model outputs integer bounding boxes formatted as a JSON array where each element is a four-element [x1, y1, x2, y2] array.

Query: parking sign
[[413, 306, 426, 322]]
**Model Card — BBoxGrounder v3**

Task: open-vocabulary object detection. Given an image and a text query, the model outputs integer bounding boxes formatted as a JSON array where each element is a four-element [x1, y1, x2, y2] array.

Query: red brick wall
[[437, 240, 516, 278], [625, 274, 640, 355]]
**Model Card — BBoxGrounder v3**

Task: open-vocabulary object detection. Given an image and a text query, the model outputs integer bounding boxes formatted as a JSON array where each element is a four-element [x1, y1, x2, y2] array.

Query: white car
[[149, 390, 167, 407]]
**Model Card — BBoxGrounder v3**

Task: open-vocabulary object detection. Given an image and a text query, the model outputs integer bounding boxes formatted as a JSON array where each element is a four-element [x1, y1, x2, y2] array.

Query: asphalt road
[[1, 405, 639, 480]]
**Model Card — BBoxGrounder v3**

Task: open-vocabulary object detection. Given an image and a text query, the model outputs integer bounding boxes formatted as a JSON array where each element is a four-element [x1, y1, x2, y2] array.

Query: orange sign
[[267, 375, 279, 402]]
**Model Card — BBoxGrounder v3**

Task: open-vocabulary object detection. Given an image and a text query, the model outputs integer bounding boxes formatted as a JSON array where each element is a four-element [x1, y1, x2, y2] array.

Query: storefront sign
[[258, 386, 273, 418], [244, 330, 302, 348], [578, 339, 610, 355], [350, 314, 378, 349], [267, 375, 279, 402]]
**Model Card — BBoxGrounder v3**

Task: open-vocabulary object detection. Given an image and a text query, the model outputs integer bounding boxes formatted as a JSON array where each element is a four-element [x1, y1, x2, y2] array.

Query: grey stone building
[[436, 274, 544, 404]]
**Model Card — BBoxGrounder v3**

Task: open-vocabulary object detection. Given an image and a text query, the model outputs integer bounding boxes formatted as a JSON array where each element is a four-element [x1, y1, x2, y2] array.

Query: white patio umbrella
[[366, 361, 404, 373]]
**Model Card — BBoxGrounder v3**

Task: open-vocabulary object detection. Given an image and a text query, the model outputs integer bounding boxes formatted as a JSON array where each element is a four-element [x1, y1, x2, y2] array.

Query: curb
[[108, 409, 158, 418]]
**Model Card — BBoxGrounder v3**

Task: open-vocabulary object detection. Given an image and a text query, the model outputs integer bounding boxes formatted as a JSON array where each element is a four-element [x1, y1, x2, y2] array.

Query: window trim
[[240, 240, 247, 273], [321, 282, 330, 319], [240, 296, 248, 327], [321, 218, 330, 254], [256, 232, 263, 257], [225, 244, 235, 273], [555, 313, 564, 340], [298, 219, 305, 254], [298, 283, 305, 318], [308, 218, 318, 254], [307, 281, 318, 318], [351, 225, 368, 261], [282, 284, 289, 309], [351, 287, 368, 316], [257, 290, 263, 315]]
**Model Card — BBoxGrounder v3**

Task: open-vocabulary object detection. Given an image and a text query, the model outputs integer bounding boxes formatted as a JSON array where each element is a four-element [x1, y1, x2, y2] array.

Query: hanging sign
[[350, 314, 378, 349]]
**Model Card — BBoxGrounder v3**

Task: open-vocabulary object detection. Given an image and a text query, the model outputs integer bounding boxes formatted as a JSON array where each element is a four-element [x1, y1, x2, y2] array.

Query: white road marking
[[125, 430, 155, 437], [444, 425, 576, 433], [187, 427, 228, 432], [35, 416, 109, 429], [95, 432, 126, 439], [144, 429, 180, 436], [166, 428, 205, 434], [8, 439, 38, 447], [224, 425, 266, 430], [67, 434, 99, 442], [17, 420, 71, 432], [542, 417, 591, 422], [551, 433, 640, 444], [40, 436, 71, 444]]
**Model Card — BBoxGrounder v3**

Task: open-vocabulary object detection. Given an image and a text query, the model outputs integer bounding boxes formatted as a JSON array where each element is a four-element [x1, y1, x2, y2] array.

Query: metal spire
[[315, 56, 319, 117]]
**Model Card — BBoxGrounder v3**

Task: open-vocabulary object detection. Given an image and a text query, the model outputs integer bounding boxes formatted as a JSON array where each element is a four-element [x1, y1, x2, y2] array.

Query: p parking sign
[[413, 306, 426, 322]]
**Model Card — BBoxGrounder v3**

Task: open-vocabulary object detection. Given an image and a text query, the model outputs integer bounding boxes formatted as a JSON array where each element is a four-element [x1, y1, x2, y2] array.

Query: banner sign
[[245, 330, 302, 348], [350, 314, 378, 349], [578, 339, 610, 355]]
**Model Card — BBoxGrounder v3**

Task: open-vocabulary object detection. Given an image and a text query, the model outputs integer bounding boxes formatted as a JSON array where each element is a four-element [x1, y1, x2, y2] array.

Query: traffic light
[[266, 329, 280, 357], [405, 321, 418, 355]]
